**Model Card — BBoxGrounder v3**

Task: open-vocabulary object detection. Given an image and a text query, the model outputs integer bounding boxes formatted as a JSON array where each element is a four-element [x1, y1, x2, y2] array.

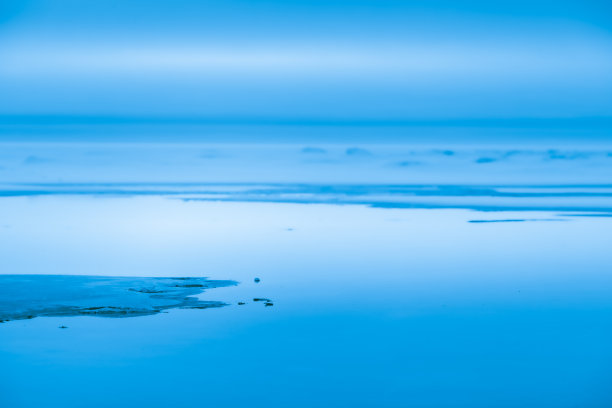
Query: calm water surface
[[1, 195, 611, 407]]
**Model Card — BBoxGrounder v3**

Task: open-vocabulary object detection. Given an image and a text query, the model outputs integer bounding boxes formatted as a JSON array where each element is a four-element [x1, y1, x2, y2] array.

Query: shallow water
[[1, 193, 611, 407]]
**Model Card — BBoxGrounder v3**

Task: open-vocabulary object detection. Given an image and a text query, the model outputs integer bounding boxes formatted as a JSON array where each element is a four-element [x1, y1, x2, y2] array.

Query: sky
[[0, 0, 611, 120]]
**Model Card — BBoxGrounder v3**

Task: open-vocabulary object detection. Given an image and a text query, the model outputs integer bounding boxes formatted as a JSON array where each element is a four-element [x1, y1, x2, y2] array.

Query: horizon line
[[1, 115, 612, 128]]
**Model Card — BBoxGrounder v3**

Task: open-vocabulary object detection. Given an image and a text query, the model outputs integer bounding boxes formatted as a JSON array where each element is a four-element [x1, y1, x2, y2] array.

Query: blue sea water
[[3, 0, 612, 404], [1, 136, 612, 407]]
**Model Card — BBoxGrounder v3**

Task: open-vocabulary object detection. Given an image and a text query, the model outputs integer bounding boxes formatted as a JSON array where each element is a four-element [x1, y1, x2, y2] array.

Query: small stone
[[237, 302, 246, 305], [254, 278, 261, 283], [264, 302, 274, 307], [59, 325, 68, 329]]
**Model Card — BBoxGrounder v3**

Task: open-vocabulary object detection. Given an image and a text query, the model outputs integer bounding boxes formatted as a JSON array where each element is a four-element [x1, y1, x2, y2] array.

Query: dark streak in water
[[469, 219, 527, 223], [559, 213, 612, 217], [2, 183, 612, 213], [0, 275, 237, 323], [468, 219, 565, 223]]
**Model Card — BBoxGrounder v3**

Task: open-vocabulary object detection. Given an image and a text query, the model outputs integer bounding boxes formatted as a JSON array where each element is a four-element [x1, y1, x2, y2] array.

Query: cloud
[[475, 157, 497, 164], [346, 147, 372, 157], [301, 147, 327, 154], [22, 155, 50, 165], [396, 160, 420, 167], [546, 150, 591, 160]]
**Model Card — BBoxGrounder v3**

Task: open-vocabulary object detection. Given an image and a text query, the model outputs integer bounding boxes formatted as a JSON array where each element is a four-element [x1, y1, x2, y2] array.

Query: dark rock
[[0, 275, 238, 322]]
